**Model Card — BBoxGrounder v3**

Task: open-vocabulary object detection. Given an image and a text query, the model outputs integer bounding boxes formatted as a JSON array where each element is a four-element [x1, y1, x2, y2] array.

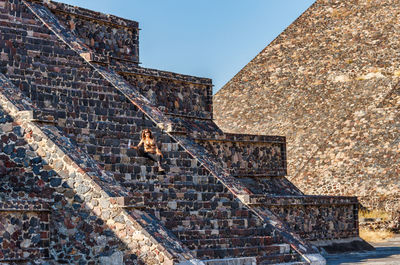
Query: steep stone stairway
[[0, 0, 331, 264], [0, 75, 192, 264], [118, 173, 303, 264]]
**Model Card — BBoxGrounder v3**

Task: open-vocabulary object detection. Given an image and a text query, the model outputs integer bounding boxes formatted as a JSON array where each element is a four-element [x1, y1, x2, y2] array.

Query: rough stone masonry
[[215, 0, 400, 216], [0, 0, 368, 264]]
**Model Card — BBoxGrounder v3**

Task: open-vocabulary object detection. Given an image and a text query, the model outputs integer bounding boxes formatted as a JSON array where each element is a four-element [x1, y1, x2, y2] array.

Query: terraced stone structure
[[215, 0, 400, 216], [0, 0, 362, 264]]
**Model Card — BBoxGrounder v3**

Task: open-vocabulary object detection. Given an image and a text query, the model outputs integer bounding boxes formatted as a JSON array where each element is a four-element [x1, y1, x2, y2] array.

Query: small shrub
[[359, 209, 391, 221], [359, 227, 394, 243]]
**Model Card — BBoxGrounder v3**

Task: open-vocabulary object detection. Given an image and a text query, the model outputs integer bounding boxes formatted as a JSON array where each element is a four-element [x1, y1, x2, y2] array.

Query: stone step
[[101, 164, 203, 176], [200, 256, 305, 265], [1, 36, 60, 53], [128, 191, 236, 203], [93, 149, 205, 169], [7, 72, 104, 87], [53, 95, 135, 109], [0, 4, 43, 18], [62, 119, 139, 133], [27, 80, 121, 97], [83, 115, 144, 126], [0, 18, 52, 34], [200, 256, 306, 265], [257, 253, 304, 265], [201, 257, 257, 265], [146, 208, 255, 222], [113, 192, 236, 206], [96, 154, 197, 165], [121, 199, 242, 212], [122, 182, 226, 194], [182, 235, 281, 249], [6, 76, 117, 97], [164, 217, 263, 231], [0, 22, 67, 42], [51, 84, 122, 97], [77, 132, 174, 146], [192, 244, 290, 260], [118, 172, 217, 183], [8, 68, 114, 89], [104, 166, 163, 177], [173, 227, 275, 241], [127, 174, 219, 184], [31, 70, 112, 83], [34, 103, 140, 121], [33, 93, 134, 110], [119, 171, 228, 186], [0, 45, 79, 66], [81, 119, 145, 131]]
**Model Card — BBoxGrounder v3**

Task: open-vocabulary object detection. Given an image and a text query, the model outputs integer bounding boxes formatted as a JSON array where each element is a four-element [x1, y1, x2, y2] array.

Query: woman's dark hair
[[141, 129, 154, 140]]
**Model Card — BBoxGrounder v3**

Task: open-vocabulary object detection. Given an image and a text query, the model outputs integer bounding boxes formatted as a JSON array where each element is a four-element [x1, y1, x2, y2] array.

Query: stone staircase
[[0, 72, 193, 264], [0, 1, 309, 263], [115, 173, 304, 264], [0, 0, 365, 264]]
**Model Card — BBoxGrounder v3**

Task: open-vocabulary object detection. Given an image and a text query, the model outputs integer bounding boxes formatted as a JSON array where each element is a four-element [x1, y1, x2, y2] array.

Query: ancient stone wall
[[121, 72, 213, 120], [44, 0, 139, 65], [256, 196, 359, 241], [195, 134, 286, 177], [214, 0, 400, 212], [0, 0, 367, 263], [0, 107, 53, 262], [0, 103, 116, 264], [38, 0, 214, 121], [0, 79, 192, 264], [0, 200, 51, 262], [0, 113, 54, 200], [0, 0, 215, 183], [294, 104, 400, 213]]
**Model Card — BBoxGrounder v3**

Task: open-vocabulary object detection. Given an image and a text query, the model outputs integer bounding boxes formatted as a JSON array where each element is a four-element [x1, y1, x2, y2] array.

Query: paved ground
[[325, 237, 400, 264]]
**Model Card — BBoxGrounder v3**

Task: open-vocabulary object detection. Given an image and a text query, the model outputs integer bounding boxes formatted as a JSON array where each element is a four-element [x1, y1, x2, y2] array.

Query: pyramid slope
[[0, 0, 371, 263], [214, 0, 400, 211]]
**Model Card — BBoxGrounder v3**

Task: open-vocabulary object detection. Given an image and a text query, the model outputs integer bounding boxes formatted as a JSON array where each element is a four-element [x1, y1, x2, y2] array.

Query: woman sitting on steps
[[130, 128, 165, 172]]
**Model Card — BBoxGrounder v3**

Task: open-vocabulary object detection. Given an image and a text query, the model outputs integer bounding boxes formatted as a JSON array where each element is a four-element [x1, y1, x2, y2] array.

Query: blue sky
[[57, 0, 315, 94]]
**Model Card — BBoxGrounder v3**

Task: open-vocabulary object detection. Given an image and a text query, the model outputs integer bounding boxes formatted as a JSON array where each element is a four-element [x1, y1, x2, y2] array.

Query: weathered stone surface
[[0, 0, 368, 264], [45, 1, 139, 65], [122, 73, 212, 120], [195, 134, 287, 177], [99, 250, 124, 265], [0, 71, 184, 264], [0, 200, 51, 261], [214, 0, 400, 214]]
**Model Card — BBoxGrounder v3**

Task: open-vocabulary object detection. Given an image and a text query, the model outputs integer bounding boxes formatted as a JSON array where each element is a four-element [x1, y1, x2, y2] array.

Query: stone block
[[99, 251, 124, 265]]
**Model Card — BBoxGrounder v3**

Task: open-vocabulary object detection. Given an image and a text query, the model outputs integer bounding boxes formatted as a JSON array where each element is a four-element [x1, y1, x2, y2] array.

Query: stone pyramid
[[215, 0, 400, 215], [0, 0, 364, 264]]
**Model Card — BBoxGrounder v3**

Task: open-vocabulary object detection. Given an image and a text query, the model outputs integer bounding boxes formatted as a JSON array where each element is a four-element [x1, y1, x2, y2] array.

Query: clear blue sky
[[57, 0, 315, 94]]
